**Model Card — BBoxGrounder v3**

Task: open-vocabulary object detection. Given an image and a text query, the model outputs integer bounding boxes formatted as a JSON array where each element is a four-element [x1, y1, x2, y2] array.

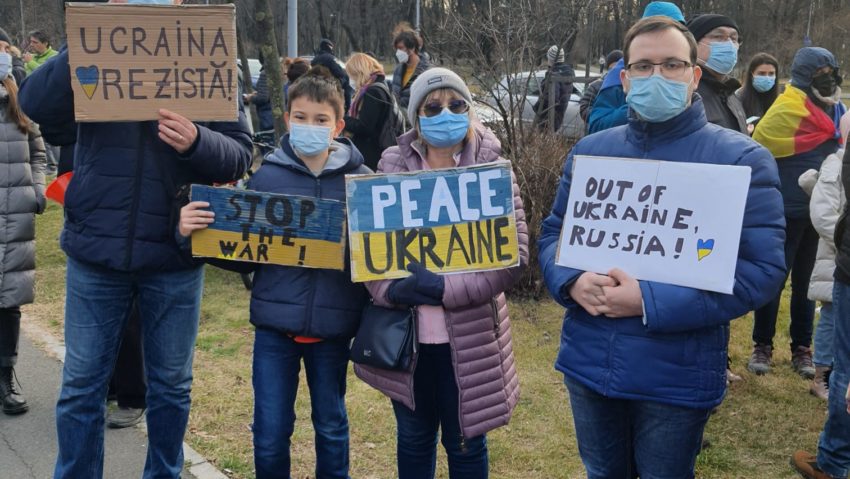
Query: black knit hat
[[605, 50, 624, 67], [686, 14, 739, 42], [0, 28, 11, 45]]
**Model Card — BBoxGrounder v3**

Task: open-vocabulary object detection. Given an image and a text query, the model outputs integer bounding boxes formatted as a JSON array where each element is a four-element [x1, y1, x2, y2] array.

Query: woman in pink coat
[[354, 67, 529, 479]]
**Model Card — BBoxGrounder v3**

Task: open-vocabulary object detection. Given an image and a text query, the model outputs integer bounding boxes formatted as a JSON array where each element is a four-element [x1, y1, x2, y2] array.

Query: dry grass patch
[[32, 203, 827, 478]]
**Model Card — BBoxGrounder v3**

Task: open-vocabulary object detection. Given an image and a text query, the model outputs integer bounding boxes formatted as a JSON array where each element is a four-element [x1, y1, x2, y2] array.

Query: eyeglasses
[[421, 99, 469, 117], [626, 60, 693, 79]]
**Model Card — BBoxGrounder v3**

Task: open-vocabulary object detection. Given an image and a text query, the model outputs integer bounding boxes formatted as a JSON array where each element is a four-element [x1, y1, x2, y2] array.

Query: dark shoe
[[107, 406, 146, 429], [792, 346, 816, 379], [748, 344, 773, 375], [0, 367, 28, 415], [810, 366, 831, 400], [791, 450, 837, 478]]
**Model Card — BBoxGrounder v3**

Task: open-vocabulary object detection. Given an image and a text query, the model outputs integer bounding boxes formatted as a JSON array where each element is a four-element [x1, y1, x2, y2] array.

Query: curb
[[21, 317, 230, 479]]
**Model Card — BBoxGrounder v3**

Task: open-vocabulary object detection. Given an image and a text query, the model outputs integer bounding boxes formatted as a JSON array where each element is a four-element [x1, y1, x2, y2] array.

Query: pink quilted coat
[[354, 123, 529, 439]]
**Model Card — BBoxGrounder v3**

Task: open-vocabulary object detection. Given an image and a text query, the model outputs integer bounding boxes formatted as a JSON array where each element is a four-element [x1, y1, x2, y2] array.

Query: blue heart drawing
[[75, 66, 99, 100], [697, 238, 715, 261]]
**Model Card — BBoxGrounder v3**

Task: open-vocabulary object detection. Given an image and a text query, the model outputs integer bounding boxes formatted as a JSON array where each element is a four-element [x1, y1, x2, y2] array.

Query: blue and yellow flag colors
[[345, 162, 519, 282], [190, 185, 347, 270]]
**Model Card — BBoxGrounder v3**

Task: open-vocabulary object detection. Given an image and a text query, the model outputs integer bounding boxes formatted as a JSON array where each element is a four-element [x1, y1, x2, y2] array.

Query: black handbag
[[350, 304, 417, 371]]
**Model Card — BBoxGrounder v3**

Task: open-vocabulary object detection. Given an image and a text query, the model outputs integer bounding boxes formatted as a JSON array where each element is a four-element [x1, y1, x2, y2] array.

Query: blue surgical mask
[[626, 75, 690, 123], [289, 123, 333, 158], [126, 0, 173, 3], [419, 110, 469, 148], [0, 53, 11, 81], [752, 75, 776, 93], [704, 41, 738, 75]]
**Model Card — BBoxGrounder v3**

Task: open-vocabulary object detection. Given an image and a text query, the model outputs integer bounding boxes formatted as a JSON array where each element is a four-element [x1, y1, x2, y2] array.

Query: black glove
[[387, 262, 445, 306]]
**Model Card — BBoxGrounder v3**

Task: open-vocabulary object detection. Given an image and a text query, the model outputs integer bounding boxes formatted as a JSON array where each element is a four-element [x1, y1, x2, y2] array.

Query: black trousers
[[753, 216, 819, 350], [108, 301, 147, 409], [0, 307, 21, 367]]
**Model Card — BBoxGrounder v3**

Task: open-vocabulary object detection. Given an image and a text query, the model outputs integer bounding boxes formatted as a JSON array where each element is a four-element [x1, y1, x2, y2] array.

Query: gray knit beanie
[[407, 67, 473, 126]]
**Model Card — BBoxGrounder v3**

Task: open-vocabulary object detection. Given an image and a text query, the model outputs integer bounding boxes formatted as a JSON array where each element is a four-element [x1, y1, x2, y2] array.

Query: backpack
[[370, 81, 408, 151]]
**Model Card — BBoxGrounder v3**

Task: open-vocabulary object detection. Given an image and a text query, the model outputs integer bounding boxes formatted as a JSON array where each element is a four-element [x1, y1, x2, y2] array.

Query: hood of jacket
[[393, 121, 502, 172], [267, 134, 365, 176]]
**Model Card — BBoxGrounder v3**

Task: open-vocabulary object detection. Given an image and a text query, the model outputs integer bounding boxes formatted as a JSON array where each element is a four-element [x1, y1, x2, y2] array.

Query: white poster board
[[556, 156, 751, 294]]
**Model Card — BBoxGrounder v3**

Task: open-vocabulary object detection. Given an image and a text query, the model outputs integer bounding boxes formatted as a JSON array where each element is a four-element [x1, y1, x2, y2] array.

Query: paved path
[[0, 328, 224, 478]]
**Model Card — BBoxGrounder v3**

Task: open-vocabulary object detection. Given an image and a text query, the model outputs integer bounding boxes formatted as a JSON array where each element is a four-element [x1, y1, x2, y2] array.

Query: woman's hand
[[179, 201, 214, 238]]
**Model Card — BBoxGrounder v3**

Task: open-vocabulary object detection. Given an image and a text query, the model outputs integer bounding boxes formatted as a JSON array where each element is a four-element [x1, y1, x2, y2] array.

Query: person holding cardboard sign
[[17, 1, 252, 478], [539, 17, 785, 478], [354, 67, 528, 479], [181, 66, 371, 479]]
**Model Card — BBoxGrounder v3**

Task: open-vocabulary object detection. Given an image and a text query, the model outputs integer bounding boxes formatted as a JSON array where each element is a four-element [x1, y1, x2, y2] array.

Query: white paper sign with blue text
[[556, 156, 751, 294]]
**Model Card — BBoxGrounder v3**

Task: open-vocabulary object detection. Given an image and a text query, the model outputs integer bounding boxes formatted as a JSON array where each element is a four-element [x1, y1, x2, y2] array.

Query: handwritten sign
[[556, 156, 751, 294], [190, 185, 347, 270], [66, 3, 237, 122], [346, 162, 519, 282]]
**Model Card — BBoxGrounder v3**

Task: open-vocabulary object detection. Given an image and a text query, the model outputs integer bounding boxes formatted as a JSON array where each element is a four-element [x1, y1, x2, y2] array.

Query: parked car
[[479, 69, 601, 139]]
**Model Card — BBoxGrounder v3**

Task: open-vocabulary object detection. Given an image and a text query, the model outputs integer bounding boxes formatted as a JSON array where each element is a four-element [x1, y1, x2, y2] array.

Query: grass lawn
[[29, 201, 824, 478]]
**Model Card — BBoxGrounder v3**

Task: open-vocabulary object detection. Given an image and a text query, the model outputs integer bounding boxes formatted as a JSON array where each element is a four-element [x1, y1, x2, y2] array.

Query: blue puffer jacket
[[539, 97, 787, 409], [18, 47, 252, 273], [243, 136, 371, 339]]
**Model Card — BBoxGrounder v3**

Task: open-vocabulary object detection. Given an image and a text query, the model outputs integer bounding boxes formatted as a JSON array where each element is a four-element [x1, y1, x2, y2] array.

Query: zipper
[[303, 175, 323, 336], [124, 127, 147, 270]]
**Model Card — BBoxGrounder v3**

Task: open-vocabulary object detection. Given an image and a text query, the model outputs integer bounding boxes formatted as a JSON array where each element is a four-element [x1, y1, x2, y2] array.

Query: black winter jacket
[[697, 73, 747, 134], [344, 76, 392, 170]]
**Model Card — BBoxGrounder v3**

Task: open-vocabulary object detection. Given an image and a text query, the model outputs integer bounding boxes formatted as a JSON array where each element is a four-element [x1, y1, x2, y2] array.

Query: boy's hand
[[179, 201, 214, 237], [158, 109, 198, 154]]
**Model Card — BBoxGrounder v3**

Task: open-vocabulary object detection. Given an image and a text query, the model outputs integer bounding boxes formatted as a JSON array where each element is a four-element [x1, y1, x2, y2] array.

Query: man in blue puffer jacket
[[539, 17, 786, 478], [17, 41, 252, 478]]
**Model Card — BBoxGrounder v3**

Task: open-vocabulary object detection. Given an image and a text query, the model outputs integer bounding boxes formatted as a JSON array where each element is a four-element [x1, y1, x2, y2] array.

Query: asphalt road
[[0, 334, 200, 479]]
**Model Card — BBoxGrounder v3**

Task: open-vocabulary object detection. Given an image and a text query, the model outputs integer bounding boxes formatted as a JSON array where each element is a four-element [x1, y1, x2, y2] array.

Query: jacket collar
[[395, 121, 501, 171], [266, 135, 364, 177], [626, 94, 708, 148], [700, 71, 741, 94]]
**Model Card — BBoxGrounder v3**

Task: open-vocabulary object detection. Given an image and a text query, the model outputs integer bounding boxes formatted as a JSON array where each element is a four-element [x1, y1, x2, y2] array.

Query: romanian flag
[[753, 85, 846, 159]]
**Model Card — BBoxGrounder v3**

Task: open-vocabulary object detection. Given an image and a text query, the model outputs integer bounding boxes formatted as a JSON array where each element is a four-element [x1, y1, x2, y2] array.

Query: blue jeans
[[814, 302, 836, 367], [565, 376, 711, 479], [817, 282, 850, 478], [391, 343, 488, 479], [54, 257, 204, 479], [252, 329, 350, 479]]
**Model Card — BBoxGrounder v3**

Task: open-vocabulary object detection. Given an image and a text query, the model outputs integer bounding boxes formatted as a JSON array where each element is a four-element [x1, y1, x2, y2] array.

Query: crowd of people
[[0, 0, 849, 478]]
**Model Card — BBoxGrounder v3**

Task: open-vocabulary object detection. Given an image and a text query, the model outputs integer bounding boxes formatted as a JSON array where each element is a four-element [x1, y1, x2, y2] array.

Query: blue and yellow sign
[[345, 162, 519, 282], [190, 185, 346, 270]]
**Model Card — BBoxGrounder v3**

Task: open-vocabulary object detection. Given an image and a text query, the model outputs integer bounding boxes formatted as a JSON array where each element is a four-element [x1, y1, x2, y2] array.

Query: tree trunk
[[255, 0, 286, 139]]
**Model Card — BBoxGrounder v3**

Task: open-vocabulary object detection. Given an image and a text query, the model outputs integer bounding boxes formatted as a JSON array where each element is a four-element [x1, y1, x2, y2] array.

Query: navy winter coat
[[238, 136, 371, 339], [18, 47, 252, 273], [539, 98, 787, 409]]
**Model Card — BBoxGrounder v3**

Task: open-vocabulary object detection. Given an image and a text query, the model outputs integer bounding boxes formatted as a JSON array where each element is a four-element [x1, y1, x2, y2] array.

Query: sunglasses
[[421, 99, 470, 117]]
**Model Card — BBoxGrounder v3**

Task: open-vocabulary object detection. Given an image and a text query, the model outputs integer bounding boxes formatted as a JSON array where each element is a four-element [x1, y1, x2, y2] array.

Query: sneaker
[[747, 344, 773, 375], [791, 450, 836, 478], [107, 406, 146, 429], [792, 346, 816, 380]]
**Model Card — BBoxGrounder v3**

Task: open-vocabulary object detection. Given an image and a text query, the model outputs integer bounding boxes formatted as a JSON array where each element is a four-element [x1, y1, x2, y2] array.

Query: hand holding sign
[[158, 109, 199, 154], [179, 201, 214, 237]]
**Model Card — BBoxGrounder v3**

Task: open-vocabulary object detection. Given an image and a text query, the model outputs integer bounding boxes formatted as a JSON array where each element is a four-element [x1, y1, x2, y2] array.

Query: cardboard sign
[[190, 185, 347, 270], [66, 3, 238, 122], [346, 162, 519, 282], [556, 156, 751, 294]]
